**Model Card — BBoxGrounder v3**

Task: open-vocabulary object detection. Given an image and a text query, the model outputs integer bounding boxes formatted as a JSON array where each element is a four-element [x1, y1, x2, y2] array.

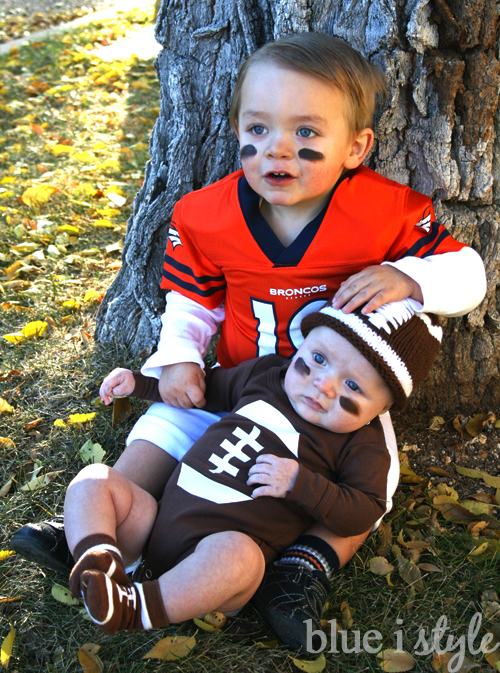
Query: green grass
[[1, 8, 500, 673]]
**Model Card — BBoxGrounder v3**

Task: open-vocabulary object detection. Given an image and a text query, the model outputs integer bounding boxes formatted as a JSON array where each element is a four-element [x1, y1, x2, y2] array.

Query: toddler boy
[[64, 299, 441, 645]]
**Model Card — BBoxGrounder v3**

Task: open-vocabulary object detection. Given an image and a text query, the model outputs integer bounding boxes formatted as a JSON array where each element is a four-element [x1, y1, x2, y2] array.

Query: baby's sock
[[81, 570, 169, 635], [69, 533, 131, 598], [278, 534, 340, 581]]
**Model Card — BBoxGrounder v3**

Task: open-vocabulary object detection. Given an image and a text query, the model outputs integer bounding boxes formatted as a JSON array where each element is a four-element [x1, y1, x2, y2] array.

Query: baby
[[64, 298, 441, 638]]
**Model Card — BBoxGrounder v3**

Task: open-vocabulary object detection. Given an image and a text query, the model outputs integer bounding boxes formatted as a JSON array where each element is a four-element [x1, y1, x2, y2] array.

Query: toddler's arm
[[140, 291, 225, 407], [333, 246, 486, 316]]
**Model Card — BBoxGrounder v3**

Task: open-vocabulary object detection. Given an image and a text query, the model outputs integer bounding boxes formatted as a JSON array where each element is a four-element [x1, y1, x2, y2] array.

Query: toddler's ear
[[344, 128, 374, 170]]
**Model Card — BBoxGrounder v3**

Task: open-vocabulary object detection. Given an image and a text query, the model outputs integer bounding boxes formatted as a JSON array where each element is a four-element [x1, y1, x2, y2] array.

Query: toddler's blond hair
[[230, 32, 386, 137]]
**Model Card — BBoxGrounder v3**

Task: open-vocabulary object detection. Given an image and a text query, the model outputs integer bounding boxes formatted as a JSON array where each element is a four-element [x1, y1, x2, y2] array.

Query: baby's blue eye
[[250, 125, 266, 135], [297, 128, 315, 138], [313, 353, 325, 365], [346, 380, 360, 392]]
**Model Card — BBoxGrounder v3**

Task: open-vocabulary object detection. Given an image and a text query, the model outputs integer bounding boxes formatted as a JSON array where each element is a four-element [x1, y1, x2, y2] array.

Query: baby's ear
[[344, 128, 374, 169]]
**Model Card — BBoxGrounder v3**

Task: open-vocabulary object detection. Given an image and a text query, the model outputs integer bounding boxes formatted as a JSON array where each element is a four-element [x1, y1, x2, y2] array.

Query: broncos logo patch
[[168, 225, 182, 249], [415, 207, 431, 234]]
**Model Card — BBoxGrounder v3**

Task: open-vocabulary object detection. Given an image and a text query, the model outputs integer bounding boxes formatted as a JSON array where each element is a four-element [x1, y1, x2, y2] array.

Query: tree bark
[[95, 0, 500, 415]]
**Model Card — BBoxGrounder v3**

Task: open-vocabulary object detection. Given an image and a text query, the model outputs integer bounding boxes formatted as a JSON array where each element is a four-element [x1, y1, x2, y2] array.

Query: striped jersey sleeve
[[160, 202, 226, 309], [387, 189, 466, 261]]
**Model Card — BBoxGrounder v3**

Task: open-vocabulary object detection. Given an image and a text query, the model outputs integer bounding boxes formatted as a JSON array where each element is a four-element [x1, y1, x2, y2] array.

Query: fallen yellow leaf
[[142, 635, 196, 661], [291, 653, 326, 672], [21, 320, 48, 339], [1, 623, 15, 668], [52, 583, 80, 606], [68, 412, 97, 425], [73, 151, 95, 163], [193, 617, 221, 633], [62, 299, 81, 310], [78, 643, 103, 672], [377, 649, 415, 671], [21, 185, 59, 207], [0, 398, 13, 413], [51, 144, 77, 155]]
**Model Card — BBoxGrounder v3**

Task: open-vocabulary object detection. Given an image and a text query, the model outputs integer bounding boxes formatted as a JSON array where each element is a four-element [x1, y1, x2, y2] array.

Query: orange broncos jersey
[[161, 166, 465, 368]]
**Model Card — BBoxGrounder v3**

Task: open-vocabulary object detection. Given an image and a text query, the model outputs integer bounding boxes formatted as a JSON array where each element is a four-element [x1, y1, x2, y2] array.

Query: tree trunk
[[95, 0, 500, 415]]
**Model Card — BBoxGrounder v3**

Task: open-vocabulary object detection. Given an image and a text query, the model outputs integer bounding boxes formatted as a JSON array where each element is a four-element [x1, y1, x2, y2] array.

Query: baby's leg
[[113, 440, 178, 501], [65, 464, 157, 597], [80, 531, 265, 635], [115, 404, 222, 499]]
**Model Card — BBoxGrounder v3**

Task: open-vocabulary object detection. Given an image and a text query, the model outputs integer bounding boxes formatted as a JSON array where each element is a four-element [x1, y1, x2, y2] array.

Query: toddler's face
[[283, 326, 393, 434], [236, 63, 370, 215]]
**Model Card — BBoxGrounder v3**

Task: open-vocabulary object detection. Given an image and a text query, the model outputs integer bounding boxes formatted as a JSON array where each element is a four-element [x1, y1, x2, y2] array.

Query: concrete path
[[0, 0, 161, 59]]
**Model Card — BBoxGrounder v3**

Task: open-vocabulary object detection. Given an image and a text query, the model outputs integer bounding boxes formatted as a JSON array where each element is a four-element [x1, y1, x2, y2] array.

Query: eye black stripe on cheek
[[294, 357, 310, 377], [339, 396, 359, 416], [298, 148, 325, 162], [240, 144, 257, 159]]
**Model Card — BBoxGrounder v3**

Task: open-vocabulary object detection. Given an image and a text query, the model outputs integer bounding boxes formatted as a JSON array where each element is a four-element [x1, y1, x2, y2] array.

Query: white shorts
[[126, 403, 224, 462]]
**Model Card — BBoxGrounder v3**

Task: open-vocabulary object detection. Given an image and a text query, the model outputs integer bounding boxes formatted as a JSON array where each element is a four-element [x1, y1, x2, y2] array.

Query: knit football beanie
[[300, 299, 442, 412]]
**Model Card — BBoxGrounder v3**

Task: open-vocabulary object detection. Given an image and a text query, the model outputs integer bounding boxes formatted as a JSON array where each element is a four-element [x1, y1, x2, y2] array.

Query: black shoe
[[251, 562, 330, 654], [10, 516, 74, 576]]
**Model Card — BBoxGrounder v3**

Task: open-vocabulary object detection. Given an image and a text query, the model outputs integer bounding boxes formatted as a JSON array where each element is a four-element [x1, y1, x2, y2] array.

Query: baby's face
[[236, 62, 368, 215], [283, 326, 393, 434]]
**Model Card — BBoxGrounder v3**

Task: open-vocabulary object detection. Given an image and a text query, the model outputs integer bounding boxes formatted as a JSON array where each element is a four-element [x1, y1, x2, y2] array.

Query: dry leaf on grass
[[142, 635, 196, 661], [52, 583, 80, 606], [21, 185, 59, 207], [78, 643, 103, 672], [377, 649, 415, 671], [369, 556, 395, 575], [292, 653, 326, 672], [432, 651, 478, 672], [79, 439, 106, 464], [0, 399, 13, 414], [0, 479, 13, 497], [20, 471, 60, 491], [1, 623, 15, 669], [112, 396, 132, 427], [341, 600, 353, 628], [193, 617, 221, 633]]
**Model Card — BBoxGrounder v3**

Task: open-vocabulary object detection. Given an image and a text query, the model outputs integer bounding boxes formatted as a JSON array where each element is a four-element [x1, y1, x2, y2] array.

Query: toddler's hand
[[332, 265, 424, 314], [100, 368, 136, 405], [247, 454, 300, 499], [158, 362, 206, 409]]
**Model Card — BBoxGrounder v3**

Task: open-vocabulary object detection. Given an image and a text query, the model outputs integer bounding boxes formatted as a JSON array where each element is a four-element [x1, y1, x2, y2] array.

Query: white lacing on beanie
[[366, 299, 415, 334], [320, 306, 414, 396]]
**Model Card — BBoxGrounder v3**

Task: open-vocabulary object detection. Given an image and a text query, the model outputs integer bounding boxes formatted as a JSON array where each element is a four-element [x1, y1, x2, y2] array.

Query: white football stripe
[[417, 313, 442, 341], [177, 463, 252, 504], [236, 400, 300, 457], [136, 582, 153, 630]]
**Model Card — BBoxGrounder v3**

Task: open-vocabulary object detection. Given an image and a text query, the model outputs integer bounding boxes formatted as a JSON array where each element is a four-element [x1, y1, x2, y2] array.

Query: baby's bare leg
[[113, 440, 178, 500], [65, 463, 157, 567], [159, 531, 265, 622]]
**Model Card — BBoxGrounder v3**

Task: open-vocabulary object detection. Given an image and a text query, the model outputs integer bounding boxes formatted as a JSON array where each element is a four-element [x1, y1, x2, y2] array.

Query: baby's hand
[[247, 454, 300, 499], [100, 368, 136, 405], [158, 362, 206, 409], [332, 265, 424, 314]]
